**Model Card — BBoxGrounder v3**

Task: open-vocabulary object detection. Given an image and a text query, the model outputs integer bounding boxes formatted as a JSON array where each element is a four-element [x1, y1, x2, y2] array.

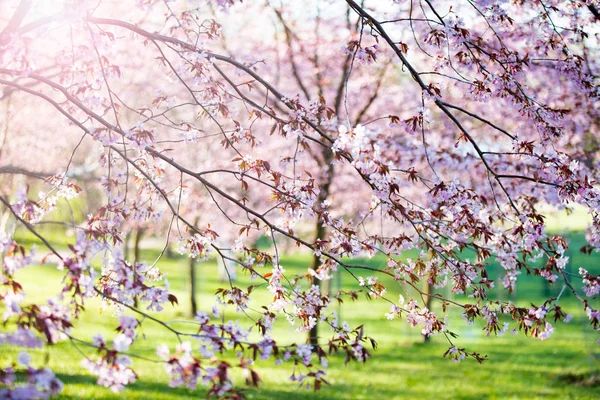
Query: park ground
[[2, 213, 600, 399]]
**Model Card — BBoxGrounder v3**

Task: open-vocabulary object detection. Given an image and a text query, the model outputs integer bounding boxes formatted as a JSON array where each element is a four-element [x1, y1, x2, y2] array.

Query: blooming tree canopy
[[0, 0, 599, 397]]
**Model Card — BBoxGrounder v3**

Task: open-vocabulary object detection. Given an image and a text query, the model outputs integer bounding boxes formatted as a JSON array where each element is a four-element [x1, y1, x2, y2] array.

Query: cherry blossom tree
[[1, 0, 599, 398]]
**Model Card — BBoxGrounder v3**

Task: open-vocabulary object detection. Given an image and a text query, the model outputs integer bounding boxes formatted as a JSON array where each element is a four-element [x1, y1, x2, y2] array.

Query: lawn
[[2, 226, 599, 399]]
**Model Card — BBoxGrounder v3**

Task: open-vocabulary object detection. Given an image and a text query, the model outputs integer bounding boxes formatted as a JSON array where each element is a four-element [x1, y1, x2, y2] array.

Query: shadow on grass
[[54, 372, 200, 399]]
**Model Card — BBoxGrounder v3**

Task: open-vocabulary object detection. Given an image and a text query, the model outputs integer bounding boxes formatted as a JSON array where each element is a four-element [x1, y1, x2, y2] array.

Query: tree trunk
[[309, 218, 327, 348], [422, 279, 433, 343], [189, 217, 200, 317], [123, 231, 131, 261], [133, 227, 143, 263], [308, 150, 335, 348], [190, 255, 197, 316], [133, 227, 144, 308]]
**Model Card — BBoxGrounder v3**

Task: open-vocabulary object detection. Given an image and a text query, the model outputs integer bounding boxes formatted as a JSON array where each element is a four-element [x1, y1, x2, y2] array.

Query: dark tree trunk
[[309, 218, 327, 348], [190, 255, 197, 316], [133, 227, 144, 308], [308, 150, 334, 348], [133, 227, 143, 263], [422, 280, 433, 343], [189, 217, 200, 317], [123, 231, 131, 260]]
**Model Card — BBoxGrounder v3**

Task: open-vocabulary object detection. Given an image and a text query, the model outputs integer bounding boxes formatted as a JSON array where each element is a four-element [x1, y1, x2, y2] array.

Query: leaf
[[168, 294, 179, 306]]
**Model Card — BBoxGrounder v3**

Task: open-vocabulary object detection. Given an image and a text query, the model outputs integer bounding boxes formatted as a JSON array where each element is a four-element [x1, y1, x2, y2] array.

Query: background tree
[[0, 0, 599, 398]]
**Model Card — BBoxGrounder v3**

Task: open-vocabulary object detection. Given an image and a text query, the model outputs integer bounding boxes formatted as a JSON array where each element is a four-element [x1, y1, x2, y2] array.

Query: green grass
[[2, 229, 600, 399]]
